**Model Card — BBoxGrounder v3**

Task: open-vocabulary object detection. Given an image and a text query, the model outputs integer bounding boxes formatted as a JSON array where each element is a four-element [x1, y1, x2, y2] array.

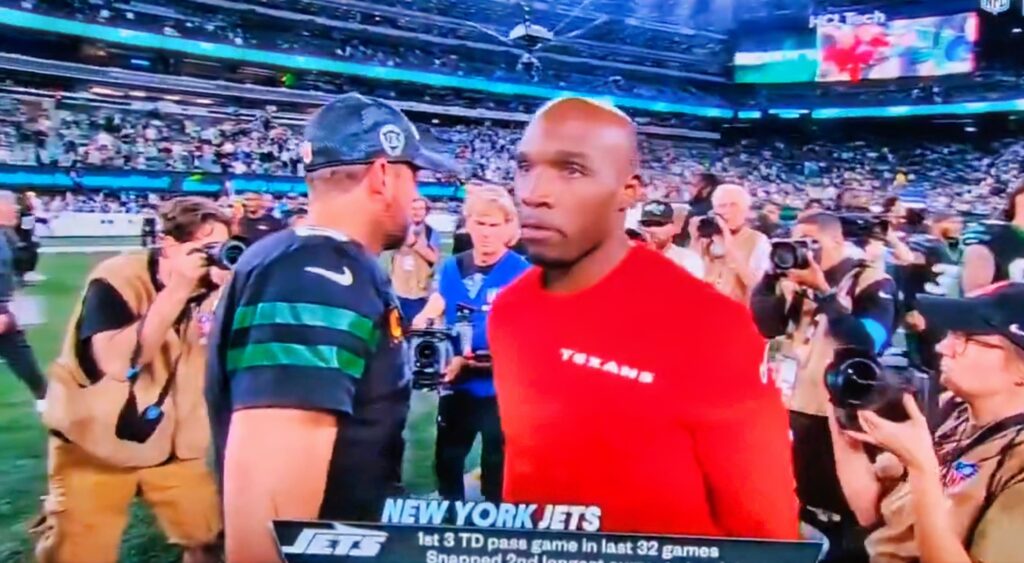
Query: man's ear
[[364, 158, 390, 202], [619, 173, 642, 212]]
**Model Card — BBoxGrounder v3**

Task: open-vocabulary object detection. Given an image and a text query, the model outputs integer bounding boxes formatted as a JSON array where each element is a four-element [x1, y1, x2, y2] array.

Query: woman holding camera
[[829, 282, 1024, 562]]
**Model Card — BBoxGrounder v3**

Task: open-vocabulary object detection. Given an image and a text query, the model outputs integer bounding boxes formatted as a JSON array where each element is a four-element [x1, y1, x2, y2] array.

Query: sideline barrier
[[0, 165, 465, 198]]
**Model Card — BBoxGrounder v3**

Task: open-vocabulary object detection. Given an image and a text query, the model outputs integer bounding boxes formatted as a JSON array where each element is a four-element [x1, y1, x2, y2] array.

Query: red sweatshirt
[[488, 245, 799, 539]]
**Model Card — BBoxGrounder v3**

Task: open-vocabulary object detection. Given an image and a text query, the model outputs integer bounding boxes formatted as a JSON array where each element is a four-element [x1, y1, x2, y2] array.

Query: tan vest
[[701, 227, 767, 303], [866, 399, 1024, 562], [390, 245, 434, 299], [781, 264, 889, 417], [42, 253, 214, 468]]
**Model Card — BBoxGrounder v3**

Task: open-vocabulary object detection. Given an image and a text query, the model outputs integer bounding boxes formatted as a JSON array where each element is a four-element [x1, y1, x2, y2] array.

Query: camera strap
[[124, 307, 189, 419]]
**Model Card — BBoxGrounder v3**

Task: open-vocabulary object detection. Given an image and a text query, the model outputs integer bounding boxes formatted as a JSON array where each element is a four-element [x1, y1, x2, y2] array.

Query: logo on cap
[[300, 141, 313, 165], [379, 124, 406, 157]]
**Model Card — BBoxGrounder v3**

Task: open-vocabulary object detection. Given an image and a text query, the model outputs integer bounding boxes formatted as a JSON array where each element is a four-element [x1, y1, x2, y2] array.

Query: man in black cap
[[206, 93, 452, 562], [639, 199, 703, 278]]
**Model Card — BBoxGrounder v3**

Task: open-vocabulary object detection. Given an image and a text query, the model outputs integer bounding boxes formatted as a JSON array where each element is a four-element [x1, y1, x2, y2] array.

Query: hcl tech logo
[[980, 0, 1010, 15], [808, 10, 886, 28], [280, 523, 388, 557]]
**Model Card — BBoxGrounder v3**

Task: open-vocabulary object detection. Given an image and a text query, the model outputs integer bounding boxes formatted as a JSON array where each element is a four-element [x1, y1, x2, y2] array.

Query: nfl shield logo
[[980, 0, 1010, 15]]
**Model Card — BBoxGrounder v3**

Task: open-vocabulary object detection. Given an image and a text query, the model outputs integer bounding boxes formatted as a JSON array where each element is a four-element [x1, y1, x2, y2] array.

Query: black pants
[[790, 411, 868, 563], [435, 392, 503, 502], [0, 329, 46, 400]]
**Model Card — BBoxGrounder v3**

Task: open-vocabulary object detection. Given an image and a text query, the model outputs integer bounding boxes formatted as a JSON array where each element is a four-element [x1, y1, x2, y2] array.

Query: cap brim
[[916, 295, 994, 335], [410, 147, 457, 173]]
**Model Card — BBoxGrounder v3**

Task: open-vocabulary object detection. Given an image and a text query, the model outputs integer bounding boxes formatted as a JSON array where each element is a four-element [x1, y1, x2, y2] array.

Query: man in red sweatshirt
[[488, 97, 799, 539]]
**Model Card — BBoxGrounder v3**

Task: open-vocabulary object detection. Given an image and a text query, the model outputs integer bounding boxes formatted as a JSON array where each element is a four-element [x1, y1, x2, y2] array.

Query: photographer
[[639, 199, 703, 277], [690, 183, 771, 303], [752, 211, 897, 560], [33, 197, 230, 563], [830, 282, 1024, 562], [391, 197, 440, 323], [676, 171, 719, 247], [411, 186, 529, 502]]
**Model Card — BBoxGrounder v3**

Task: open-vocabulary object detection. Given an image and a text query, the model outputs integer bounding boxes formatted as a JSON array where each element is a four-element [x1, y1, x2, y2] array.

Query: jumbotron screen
[[817, 12, 979, 82], [734, 12, 979, 84]]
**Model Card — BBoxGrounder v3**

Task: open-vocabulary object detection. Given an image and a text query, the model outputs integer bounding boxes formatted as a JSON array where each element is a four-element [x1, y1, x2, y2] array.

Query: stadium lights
[[0, 7, 734, 119], [127, 90, 147, 97]]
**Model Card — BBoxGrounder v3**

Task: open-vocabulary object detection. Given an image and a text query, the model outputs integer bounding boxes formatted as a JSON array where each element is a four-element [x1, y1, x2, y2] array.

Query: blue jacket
[[438, 250, 529, 395]]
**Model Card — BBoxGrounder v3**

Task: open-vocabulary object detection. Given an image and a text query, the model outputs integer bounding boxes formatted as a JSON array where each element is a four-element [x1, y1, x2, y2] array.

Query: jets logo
[[980, 0, 1010, 15], [378, 124, 406, 157], [278, 522, 388, 557]]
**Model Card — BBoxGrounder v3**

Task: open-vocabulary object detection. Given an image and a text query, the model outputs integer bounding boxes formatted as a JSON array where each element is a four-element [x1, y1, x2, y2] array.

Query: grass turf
[[0, 252, 468, 562]]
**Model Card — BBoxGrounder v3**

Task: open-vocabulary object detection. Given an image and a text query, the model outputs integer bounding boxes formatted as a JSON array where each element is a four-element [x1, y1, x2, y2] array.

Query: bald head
[[528, 97, 639, 174]]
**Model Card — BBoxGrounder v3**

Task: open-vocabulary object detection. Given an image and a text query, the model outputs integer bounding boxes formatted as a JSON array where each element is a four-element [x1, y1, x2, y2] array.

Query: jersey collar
[[294, 226, 350, 242]]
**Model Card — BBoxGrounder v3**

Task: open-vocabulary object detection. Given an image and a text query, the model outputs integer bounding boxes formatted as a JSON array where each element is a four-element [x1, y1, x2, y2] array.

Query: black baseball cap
[[301, 93, 454, 173], [640, 200, 674, 226], [917, 282, 1024, 351]]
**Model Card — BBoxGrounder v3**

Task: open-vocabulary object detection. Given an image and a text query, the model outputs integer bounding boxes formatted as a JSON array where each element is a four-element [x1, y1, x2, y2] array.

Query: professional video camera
[[406, 304, 478, 391], [825, 347, 932, 431], [696, 213, 722, 239], [770, 239, 821, 271], [202, 239, 247, 270], [839, 213, 889, 246]]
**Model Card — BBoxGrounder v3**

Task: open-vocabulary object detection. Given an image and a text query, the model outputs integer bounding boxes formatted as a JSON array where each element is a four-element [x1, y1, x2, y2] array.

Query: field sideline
[[0, 244, 472, 561]]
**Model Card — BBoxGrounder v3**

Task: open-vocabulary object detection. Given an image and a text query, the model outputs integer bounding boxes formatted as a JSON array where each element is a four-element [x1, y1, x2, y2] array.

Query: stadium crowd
[[1, 95, 1021, 215]]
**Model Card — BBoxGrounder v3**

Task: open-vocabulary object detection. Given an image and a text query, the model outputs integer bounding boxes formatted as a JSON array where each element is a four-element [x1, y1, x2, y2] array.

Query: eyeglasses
[[946, 333, 1005, 357]]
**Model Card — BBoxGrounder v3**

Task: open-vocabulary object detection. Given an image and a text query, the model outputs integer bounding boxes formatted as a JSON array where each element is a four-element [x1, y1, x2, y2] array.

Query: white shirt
[[662, 244, 706, 279]]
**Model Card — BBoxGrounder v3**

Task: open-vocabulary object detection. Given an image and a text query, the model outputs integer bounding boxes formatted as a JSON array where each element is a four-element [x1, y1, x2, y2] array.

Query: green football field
[[0, 251, 465, 562]]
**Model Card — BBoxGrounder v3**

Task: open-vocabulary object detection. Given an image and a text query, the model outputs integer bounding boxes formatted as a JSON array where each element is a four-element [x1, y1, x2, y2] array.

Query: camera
[[697, 214, 722, 239], [825, 347, 931, 431], [406, 304, 479, 390], [406, 327, 456, 391], [770, 238, 821, 271], [839, 214, 889, 246], [202, 240, 247, 270]]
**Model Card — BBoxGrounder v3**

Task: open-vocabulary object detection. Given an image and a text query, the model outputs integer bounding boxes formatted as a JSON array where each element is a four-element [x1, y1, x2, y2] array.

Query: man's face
[[841, 189, 872, 211], [244, 194, 263, 217], [712, 190, 749, 230], [162, 221, 232, 287], [514, 109, 636, 268], [467, 207, 513, 256], [762, 204, 781, 223], [791, 223, 841, 261], [379, 163, 418, 251], [410, 199, 428, 224], [640, 220, 674, 247]]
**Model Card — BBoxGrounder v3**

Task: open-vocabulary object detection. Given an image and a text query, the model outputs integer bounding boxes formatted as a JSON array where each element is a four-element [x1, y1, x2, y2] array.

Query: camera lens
[[827, 356, 880, 408], [770, 242, 798, 271], [414, 342, 437, 362], [219, 240, 246, 268]]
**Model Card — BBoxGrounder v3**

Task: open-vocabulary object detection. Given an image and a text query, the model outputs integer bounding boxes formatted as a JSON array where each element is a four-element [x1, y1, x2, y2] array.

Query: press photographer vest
[[784, 263, 889, 417], [702, 227, 767, 303], [42, 253, 214, 468], [391, 225, 435, 299]]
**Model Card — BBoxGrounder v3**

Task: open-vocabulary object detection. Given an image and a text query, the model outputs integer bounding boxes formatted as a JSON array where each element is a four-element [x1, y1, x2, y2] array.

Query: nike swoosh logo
[[878, 291, 893, 299], [305, 266, 354, 287], [1010, 324, 1024, 338]]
